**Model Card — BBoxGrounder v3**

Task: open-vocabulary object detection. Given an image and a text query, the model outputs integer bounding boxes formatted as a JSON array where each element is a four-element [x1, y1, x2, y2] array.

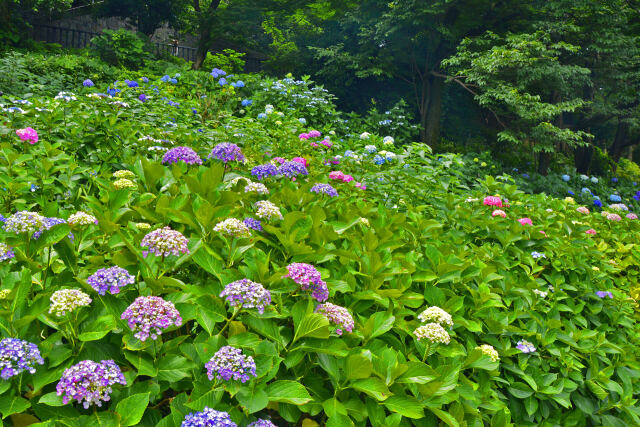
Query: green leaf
[[77, 411, 121, 427], [384, 395, 425, 419], [350, 378, 391, 401], [39, 392, 65, 407], [292, 313, 330, 343], [116, 393, 150, 426], [237, 387, 268, 413], [0, 396, 30, 419], [346, 353, 373, 380], [508, 382, 534, 399], [266, 380, 312, 405], [429, 407, 460, 426], [78, 330, 110, 341], [362, 312, 395, 341], [157, 356, 193, 382], [33, 224, 71, 252]]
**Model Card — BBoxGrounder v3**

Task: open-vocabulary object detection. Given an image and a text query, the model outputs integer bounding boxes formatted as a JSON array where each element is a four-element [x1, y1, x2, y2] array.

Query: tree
[[96, 0, 185, 36]]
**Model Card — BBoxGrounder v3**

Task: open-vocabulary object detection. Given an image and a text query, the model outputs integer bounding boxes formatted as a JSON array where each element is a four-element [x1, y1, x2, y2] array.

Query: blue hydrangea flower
[[612, 177, 618, 183], [298, 118, 306, 124], [373, 155, 385, 165], [170, 78, 177, 84], [257, 113, 267, 119], [241, 99, 253, 107], [141, 77, 149, 83], [127, 81, 139, 88], [218, 78, 227, 86], [160, 75, 171, 82], [591, 176, 599, 184], [568, 190, 575, 196], [83, 79, 94, 87], [594, 199, 603, 208], [609, 194, 622, 202], [561, 174, 570, 182]]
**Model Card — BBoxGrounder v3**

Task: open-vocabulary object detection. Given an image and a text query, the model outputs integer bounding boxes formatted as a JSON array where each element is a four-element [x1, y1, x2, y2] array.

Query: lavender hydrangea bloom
[[531, 251, 546, 259], [3, 211, 45, 234], [0, 338, 44, 379], [162, 146, 202, 165], [56, 360, 126, 408], [516, 340, 536, 353], [87, 266, 135, 295], [283, 263, 329, 302], [251, 164, 278, 180], [315, 303, 354, 335], [310, 183, 338, 197], [141, 227, 189, 258], [205, 346, 256, 383], [182, 407, 237, 427], [243, 218, 263, 231], [33, 217, 74, 241], [596, 291, 613, 299], [208, 143, 245, 163], [220, 279, 271, 314], [277, 161, 308, 178], [248, 420, 278, 427], [83, 79, 94, 87], [121, 296, 182, 341], [0, 243, 14, 262]]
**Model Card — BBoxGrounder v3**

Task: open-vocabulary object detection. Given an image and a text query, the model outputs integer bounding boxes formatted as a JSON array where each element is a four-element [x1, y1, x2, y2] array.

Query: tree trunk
[[192, 25, 211, 70], [573, 145, 593, 174], [422, 75, 444, 149], [537, 151, 552, 175], [191, 0, 221, 70], [609, 121, 630, 163]]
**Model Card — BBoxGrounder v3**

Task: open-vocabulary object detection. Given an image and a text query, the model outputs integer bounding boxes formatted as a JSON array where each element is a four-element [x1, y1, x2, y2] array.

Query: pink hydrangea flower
[[308, 130, 322, 138], [585, 228, 597, 235], [16, 127, 38, 144], [576, 206, 590, 214], [355, 182, 366, 190], [329, 171, 345, 180], [626, 213, 638, 220], [518, 218, 533, 226], [298, 133, 309, 140], [292, 157, 308, 168], [342, 174, 354, 183], [606, 213, 622, 221], [483, 196, 502, 207], [320, 139, 333, 148], [310, 142, 319, 147], [491, 209, 506, 218]]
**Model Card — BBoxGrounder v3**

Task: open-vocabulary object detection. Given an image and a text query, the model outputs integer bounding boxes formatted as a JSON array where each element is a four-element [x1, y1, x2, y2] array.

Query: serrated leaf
[[292, 313, 330, 343], [116, 393, 149, 426], [266, 380, 312, 405]]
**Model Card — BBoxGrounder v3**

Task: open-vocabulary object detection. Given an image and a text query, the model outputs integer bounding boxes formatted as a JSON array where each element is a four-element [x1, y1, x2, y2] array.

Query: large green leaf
[[292, 313, 330, 343], [116, 393, 150, 426], [0, 396, 30, 419], [266, 380, 312, 405]]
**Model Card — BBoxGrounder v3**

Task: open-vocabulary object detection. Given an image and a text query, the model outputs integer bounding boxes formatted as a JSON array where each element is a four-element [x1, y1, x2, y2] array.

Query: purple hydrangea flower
[[83, 79, 94, 87], [33, 217, 74, 241], [0, 338, 44, 379], [283, 263, 329, 302], [141, 227, 189, 258], [139, 94, 147, 102], [277, 161, 308, 178], [0, 243, 14, 262], [205, 346, 256, 383], [531, 251, 546, 259], [596, 291, 613, 299], [220, 279, 271, 314], [121, 296, 182, 341], [251, 164, 278, 180], [248, 420, 278, 427], [162, 146, 203, 165], [516, 340, 536, 353], [315, 303, 354, 335], [182, 407, 236, 427], [310, 183, 338, 197], [87, 266, 135, 295], [208, 143, 245, 163], [56, 360, 126, 408], [127, 80, 139, 88], [243, 217, 262, 231]]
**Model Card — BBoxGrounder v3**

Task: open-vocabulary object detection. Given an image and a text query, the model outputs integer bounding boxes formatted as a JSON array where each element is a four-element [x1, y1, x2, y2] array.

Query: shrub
[[90, 29, 150, 69], [202, 49, 246, 74]]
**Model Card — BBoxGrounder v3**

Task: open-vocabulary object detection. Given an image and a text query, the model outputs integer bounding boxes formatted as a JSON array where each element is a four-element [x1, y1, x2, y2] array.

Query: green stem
[[422, 342, 432, 363], [42, 246, 52, 288], [218, 309, 240, 336]]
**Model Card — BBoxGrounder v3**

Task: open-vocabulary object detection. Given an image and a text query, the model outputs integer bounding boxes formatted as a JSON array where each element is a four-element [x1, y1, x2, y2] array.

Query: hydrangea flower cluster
[[248, 420, 278, 427], [516, 340, 536, 353], [627, 213, 638, 220], [414, 323, 450, 344], [328, 171, 354, 183], [483, 196, 502, 207], [596, 290, 613, 299], [278, 161, 308, 178], [87, 266, 135, 295], [136, 222, 151, 230], [251, 164, 278, 180], [417, 306, 453, 328], [492, 209, 506, 218], [255, 200, 283, 220], [609, 203, 628, 211], [606, 213, 622, 221], [518, 217, 533, 226], [585, 228, 597, 235], [245, 182, 269, 194], [610, 194, 622, 202], [283, 263, 329, 302], [208, 143, 245, 163], [141, 227, 189, 257], [121, 296, 182, 341], [383, 136, 395, 145], [3, 211, 45, 234], [16, 127, 38, 144], [205, 346, 257, 383], [315, 303, 354, 335], [113, 170, 135, 179], [33, 217, 70, 240], [113, 178, 136, 189], [0, 338, 44, 379], [533, 289, 548, 298], [213, 218, 251, 238], [531, 251, 546, 259], [243, 217, 263, 231], [162, 146, 202, 165], [0, 243, 15, 262], [0, 289, 9, 299], [310, 183, 338, 197], [182, 408, 237, 427], [68, 211, 98, 226], [56, 360, 126, 408], [220, 279, 271, 314], [576, 206, 590, 214], [49, 289, 92, 317], [476, 344, 499, 362], [292, 157, 307, 167]]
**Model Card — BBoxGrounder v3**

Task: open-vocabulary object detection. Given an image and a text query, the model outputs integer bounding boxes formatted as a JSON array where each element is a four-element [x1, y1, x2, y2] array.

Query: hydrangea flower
[[251, 164, 278, 180], [609, 203, 629, 211], [0, 243, 14, 262], [243, 218, 263, 232], [255, 201, 283, 221], [113, 170, 135, 179], [248, 420, 278, 427], [585, 228, 597, 235], [182, 408, 237, 427], [113, 178, 136, 189], [310, 183, 338, 197], [292, 157, 308, 168], [383, 136, 395, 145], [49, 289, 92, 317], [141, 227, 189, 257], [68, 211, 98, 226], [56, 360, 126, 408], [596, 290, 613, 299], [418, 306, 453, 327], [365, 145, 377, 153], [220, 279, 271, 314], [0, 338, 44, 379], [594, 199, 603, 208], [581, 187, 591, 194], [83, 79, 94, 87], [87, 266, 135, 295], [576, 206, 590, 214], [136, 222, 151, 230], [626, 213, 638, 220], [16, 127, 38, 144], [210, 68, 226, 78], [414, 323, 450, 344], [483, 196, 502, 207], [518, 218, 533, 226], [213, 218, 251, 238], [277, 161, 308, 178], [54, 92, 77, 102], [315, 303, 354, 335], [516, 340, 536, 353], [162, 146, 202, 165], [606, 213, 622, 221], [355, 182, 367, 190], [591, 177, 599, 184], [241, 99, 253, 107], [476, 344, 499, 362], [205, 346, 256, 383], [533, 289, 548, 298], [531, 251, 546, 259], [360, 132, 371, 139], [245, 182, 269, 194], [208, 143, 245, 163], [609, 194, 622, 202], [580, 174, 589, 181], [121, 296, 182, 341], [561, 174, 570, 182], [373, 155, 385, 165], [283, 263, 329, 302], [139, 94, 147, 102], [3, 211, 45, 234], [492, 209, 506, 218]]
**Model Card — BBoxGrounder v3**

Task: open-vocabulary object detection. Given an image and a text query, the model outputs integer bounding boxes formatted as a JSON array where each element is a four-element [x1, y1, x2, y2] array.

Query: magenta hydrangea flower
[[298, 133, 309, 140], [220, 279, 271, 314], [182, 408, 237, 427], [56, 360, 126, 408], [121, 296, 182, 341], [141, 226, 189, 258], [208, 143, 245, 163], [310, 183, 338, 197], [518, 217, 533, 226], [162, 146, 202, 165], [626, 213, 638, 220], [205, 346, 256, 383], [292, 157, 307, 168], [308, 130, 321, 138], [483, 196, 502, 207], [0, 338, 44, 379], [315, 303, 354, 335], [283, 263, 329, 302], [16, 127, 38, 144], [87, 266, 135, 295]]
